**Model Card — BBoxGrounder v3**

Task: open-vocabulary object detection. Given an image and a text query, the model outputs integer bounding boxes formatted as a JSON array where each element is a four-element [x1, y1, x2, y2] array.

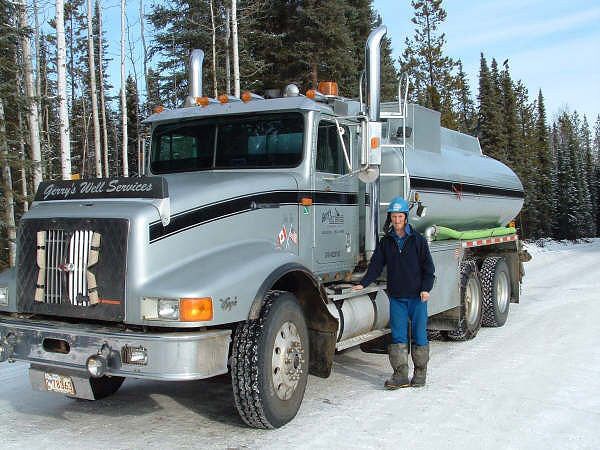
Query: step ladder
[[378, 77, 410, 210]]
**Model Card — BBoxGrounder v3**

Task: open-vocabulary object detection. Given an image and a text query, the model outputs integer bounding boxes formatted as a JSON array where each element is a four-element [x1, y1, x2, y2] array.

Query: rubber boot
[[384, 343, 410, 390], [410, 344, 429, 387]]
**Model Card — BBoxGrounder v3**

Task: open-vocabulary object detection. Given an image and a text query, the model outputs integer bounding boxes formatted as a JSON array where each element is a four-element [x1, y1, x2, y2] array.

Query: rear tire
[[481, 257, 511, 327], [445, 260, 483, 341], [231, 290, 309, 429]]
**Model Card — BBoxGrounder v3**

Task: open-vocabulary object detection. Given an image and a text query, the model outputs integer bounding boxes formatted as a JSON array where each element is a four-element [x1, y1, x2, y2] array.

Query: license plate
[[44, 372, 76, 396]]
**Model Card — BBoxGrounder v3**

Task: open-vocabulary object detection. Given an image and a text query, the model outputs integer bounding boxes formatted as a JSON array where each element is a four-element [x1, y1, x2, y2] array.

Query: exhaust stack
[[184, 49, 204, 107], [364, 25, 387, 258], [365, 25, 387, 121]]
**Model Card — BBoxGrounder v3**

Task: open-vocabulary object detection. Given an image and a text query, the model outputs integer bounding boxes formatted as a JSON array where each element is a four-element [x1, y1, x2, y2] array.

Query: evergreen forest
[[1, 0, 599, 268]]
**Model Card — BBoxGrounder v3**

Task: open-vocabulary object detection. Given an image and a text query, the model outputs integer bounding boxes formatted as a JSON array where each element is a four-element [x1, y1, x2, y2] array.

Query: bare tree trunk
[[140, 0, 149, 104], [18, 0, 43, 191], [97, 0, 110, 177], [209, 0, 218, 98], [56, 0, 72, 179], [0, 100, 17, 267], [87, 0, 102, 177], [225, 8, 231, 95], [18, 110, 29, 211], [231, 0, 240, 97], [120, 0, 129, 177]]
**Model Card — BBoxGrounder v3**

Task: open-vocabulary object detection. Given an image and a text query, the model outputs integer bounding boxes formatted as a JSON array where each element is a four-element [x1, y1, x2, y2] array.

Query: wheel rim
[[465, 275, 480, 326], [271, 321, 305, 401], [496, 271, 510, 313]]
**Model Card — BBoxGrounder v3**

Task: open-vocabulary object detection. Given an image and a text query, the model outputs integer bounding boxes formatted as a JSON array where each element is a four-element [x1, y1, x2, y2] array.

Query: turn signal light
[[371, 137, 380, 149], [196, 96, 210, 107], [153, 105, 164, 114], [180, 298, 213, 321]]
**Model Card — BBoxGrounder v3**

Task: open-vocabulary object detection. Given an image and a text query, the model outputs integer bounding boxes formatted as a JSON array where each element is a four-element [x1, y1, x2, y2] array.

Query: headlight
[[0, 287, 8, 306], [141, 297, 213, 322], [158, 298, 180, 320]]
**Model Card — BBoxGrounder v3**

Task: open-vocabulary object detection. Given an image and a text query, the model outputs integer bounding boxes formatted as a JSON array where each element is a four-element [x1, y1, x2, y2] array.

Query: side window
[[316, 121, 350, 175]]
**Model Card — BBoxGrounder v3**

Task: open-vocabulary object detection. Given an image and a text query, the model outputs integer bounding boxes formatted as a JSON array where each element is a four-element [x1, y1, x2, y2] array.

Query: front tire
[[446, 260, 483, 341], [481, 257, 511, 327], [231, 290, 309, 429]]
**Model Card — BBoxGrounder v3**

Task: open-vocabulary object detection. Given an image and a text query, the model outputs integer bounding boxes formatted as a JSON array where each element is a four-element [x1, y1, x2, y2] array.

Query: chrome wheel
[[271, 321, 305, 401], [496, 271, 510, 313], [465, 274, 481, 326]]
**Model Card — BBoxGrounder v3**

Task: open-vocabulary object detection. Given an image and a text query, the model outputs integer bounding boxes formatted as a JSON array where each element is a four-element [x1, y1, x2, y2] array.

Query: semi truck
[[0, 25, 528, 429]]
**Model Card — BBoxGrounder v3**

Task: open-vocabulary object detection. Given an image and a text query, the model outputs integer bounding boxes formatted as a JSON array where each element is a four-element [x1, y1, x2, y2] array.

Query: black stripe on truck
[[410, 177, 524, 199], [149, 190, 358, 243]]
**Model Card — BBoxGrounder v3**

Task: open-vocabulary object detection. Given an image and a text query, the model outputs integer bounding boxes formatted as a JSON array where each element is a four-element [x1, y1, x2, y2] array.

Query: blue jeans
[[389, 297, 428, 346]]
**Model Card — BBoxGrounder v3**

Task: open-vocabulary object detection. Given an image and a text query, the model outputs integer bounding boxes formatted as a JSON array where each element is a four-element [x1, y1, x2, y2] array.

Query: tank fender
[[249, 264, 338, 379]]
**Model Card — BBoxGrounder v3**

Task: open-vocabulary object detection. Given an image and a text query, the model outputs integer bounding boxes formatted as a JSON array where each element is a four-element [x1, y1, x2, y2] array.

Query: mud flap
[[308, 328, 336, 378]]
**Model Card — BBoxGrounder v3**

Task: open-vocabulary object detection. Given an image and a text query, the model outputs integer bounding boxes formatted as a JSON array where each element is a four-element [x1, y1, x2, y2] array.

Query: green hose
[[432, 225, 516, 241]]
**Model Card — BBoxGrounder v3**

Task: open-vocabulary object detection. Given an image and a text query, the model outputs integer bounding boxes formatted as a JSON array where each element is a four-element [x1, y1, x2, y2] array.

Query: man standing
[[353, 197, 435, 389]]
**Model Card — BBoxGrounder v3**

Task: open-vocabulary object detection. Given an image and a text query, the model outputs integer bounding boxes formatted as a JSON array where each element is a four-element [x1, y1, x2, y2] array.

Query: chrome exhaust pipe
[[365, 25, 387, 121], [184, 49, 204, 106]]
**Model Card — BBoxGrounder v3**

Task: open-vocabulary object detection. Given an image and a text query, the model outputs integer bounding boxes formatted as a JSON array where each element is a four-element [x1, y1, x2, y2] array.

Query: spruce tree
[[533, 90, 554, 237], [477, 54, 503, 161], [400, 0, 458, 127], [578, 114, 595, 236], [554, 113, 579, 239], [455, 60, 475, 134], [594, 115, 600, 234]]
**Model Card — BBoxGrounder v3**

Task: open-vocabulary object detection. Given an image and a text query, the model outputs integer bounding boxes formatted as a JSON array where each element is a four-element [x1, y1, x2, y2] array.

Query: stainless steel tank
[[379, 103, 524, 232]]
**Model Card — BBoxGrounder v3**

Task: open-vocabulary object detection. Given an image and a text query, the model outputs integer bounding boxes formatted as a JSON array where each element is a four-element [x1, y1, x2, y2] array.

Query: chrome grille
[[35, 229, 101, 306]]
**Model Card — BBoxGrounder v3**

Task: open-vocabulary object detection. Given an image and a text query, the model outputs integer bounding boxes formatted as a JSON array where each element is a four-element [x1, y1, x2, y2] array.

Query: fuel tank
[[379, 103, 524, 232]]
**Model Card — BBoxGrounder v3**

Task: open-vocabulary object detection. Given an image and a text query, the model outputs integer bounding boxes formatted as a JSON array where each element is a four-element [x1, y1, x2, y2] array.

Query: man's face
[[390, 212, 407, 234]]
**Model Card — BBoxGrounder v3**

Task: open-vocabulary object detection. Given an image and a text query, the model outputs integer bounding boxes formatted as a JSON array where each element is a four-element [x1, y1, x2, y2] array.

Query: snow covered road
[[1, 240, 599, 449]]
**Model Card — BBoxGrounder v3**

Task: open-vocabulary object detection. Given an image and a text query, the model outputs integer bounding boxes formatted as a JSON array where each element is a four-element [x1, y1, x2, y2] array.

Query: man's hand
[[420, 291, 430, 302], [352, 284, 364, 291]]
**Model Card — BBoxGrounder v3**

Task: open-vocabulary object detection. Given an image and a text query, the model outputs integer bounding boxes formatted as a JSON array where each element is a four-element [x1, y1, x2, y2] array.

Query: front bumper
[[0, 315, 231, 381]]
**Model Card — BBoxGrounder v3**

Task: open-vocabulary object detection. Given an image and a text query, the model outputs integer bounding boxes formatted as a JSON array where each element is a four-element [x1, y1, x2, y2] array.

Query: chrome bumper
[[0, 315, 231, 381]]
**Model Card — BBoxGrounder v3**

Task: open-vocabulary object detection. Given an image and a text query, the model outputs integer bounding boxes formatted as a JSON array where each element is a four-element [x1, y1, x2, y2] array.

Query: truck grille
[[17, 218, 129, 322], [36, 229, 101, 306]]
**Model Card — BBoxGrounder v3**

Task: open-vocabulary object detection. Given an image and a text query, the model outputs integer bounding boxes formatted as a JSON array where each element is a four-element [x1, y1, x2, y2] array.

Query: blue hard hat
[[387, 196, 409, 214]]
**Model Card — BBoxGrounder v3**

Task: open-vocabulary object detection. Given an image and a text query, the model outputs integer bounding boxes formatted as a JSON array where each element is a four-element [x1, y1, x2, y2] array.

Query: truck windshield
[[150, 113, 304, 173]]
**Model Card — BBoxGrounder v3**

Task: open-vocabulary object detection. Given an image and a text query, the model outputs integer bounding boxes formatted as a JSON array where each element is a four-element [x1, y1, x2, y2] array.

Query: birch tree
[[209, 0, 218, 98], [56, 0, 73, 179], [96, 1, 110, 177], [225, 7, 231, 95], [231, 0, 240, 97], [18, 0, 42, 190], [87, 0, 102, 177], [0, 100, 16, 267], [120, 0, 128, 177]]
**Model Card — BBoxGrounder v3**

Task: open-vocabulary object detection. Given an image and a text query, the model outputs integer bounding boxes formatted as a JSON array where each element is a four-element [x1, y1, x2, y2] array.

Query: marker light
[[153, 105, 164, 114], [180, 298, 213, 322], [241, 91, 252, 103], [300, 197, 313, 206], [306, 89, 317, 100], [218, 94, 229, 104], [196, 96, 210, 107], [317, 81, 338, 96]]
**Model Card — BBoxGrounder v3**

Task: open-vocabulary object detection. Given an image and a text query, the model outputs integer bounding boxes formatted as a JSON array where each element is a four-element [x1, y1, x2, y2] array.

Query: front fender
[[134, 240, 309, 327]]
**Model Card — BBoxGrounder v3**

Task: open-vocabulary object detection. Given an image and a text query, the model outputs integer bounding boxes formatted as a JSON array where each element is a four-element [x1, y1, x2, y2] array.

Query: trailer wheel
[[231, 290, 309, 429], [89, 376, 125, 400], [446, 260, 483, 341], [481, 257, 511, 327]]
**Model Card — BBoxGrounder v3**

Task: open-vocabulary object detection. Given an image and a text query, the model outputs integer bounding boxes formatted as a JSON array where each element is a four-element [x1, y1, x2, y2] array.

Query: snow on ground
[[1, 240, 599, 449]]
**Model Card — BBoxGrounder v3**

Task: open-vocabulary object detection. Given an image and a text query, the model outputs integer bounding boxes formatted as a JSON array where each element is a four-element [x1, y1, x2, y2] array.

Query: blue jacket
[[360, 225, 435, 298]]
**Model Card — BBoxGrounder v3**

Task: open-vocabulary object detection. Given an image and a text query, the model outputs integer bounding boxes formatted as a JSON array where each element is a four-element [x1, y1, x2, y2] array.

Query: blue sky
[[373, 0, 600, 123], [95, 0, 600, 123]]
